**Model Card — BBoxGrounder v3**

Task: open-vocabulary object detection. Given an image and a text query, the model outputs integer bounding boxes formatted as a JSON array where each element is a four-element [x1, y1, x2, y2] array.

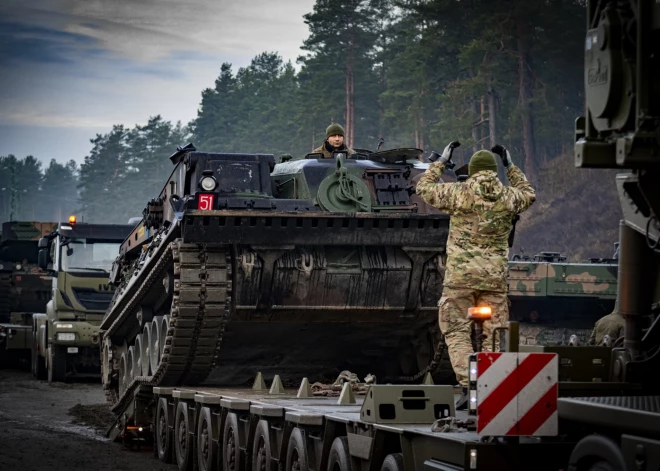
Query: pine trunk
[[488, 86, 497, 147], [515, 11, 538, 183], [472, 100, 480, 154]]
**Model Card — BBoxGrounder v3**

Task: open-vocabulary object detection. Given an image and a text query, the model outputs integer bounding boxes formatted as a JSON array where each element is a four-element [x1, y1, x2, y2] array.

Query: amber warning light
[[468, 306, 492, 321], [68, 215, 77, 225]]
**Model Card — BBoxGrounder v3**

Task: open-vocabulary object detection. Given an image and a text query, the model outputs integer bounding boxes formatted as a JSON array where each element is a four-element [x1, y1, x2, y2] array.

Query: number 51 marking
[[198, 194, 215, 211]]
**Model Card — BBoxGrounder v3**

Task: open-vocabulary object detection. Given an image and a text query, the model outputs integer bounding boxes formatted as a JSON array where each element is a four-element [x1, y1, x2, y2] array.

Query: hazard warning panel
[[474, 352, 558, 436]]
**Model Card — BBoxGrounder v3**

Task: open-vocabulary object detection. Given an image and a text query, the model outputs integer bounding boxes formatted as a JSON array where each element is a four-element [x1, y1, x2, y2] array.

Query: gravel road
[[0, 369, 172, 471]]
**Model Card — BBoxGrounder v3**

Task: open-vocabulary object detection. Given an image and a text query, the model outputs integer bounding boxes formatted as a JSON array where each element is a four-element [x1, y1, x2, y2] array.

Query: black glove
[[491, 144, 513, 168], [429, 141, 460, 169]]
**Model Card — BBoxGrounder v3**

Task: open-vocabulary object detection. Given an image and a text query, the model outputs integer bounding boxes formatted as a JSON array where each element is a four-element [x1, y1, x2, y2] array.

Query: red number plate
[[197, 194, 215, 211]]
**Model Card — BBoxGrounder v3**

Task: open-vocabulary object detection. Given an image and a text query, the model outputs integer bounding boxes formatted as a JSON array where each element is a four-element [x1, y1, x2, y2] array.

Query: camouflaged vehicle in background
[[0, 221, 56, 366], [508, 250, 617, 347]]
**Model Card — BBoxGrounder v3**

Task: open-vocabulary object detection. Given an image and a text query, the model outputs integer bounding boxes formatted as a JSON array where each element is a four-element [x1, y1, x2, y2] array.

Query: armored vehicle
[[508, 250, 617, 345], [100, 146, 452, 407], [0, 221, 55, 367], [32, 217, 133, 381]]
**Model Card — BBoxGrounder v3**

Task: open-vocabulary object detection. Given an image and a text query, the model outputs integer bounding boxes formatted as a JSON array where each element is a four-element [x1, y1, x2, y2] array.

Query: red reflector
[[198, 194, 215, 211]]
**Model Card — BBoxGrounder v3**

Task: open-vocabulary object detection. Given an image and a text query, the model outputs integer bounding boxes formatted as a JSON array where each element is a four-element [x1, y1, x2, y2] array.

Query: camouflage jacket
[[588, 301, 623, 346], [416, 163, 536, 292], [312, 141, 356, 159]]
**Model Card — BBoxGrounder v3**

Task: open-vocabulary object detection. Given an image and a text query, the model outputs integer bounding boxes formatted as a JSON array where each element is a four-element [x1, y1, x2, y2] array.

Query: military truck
[[32, 217, 133, 382], [0, 221, 55, 367]]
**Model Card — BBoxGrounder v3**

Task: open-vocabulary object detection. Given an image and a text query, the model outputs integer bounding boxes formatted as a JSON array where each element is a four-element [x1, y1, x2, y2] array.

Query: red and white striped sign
[[475, 352, 558, 436]]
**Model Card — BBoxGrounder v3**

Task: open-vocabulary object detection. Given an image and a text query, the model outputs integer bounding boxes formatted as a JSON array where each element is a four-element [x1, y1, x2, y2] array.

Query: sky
[[0, 0, 315, 166]]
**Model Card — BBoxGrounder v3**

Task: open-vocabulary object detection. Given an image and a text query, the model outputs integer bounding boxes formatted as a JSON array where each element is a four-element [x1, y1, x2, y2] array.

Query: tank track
[[104, 236, 231, 413]]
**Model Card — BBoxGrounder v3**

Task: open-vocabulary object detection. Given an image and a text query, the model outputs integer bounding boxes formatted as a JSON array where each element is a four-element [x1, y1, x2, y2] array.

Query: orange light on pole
[[467, 306, 492, 321], [68, 215, 77, 225]]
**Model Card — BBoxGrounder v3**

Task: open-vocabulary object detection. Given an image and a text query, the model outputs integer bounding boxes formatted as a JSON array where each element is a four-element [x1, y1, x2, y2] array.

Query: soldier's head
[[468, 150, 498, 177], [325, 123, 345, 148]]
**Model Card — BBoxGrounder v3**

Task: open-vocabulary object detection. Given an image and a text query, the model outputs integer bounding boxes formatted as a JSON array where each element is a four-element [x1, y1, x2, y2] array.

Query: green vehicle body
[[507, 251, 617, 346], [0, 221, 56, 366], [32, 220, 133, 381]]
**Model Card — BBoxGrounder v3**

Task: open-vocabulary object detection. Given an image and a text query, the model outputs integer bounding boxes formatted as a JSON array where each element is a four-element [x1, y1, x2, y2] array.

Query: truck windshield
[[60, 238, 120, 273]]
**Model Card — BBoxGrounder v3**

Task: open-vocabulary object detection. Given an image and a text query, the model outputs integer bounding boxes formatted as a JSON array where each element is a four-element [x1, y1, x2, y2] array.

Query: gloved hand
[[491, 144, 513, 168], [429, 141, 460, 169]]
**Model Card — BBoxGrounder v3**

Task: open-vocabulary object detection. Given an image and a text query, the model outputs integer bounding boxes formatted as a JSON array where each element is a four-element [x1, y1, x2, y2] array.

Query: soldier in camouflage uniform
[[588, 300, 624, 346], [416, 144, 536, 409], [313, 123, 356, 158]]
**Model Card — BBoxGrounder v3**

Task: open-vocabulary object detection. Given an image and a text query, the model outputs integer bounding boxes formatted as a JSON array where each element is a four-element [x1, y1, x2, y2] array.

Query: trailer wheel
[[568, 434, 625, 471], [327, 437, 351, 471], [157, 397, 173, 463], [587, 464, 617, 471], [222, 412, 242, 471], [197, 406, 216, 471], [286, 427, 309, 471], [252, 420, 272, 471], [47, 346, 66, 383], [175, 401, 193, 471], [32, 333, 46, 380], [380, 453, 404, 471]]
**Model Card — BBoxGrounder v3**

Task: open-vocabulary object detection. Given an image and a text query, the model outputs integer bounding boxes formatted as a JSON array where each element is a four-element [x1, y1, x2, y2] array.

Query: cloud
[[0, 0, 315, 163]]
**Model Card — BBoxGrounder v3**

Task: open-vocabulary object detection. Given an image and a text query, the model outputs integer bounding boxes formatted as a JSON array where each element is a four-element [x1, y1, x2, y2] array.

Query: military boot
[[455, 387, 469, 411]]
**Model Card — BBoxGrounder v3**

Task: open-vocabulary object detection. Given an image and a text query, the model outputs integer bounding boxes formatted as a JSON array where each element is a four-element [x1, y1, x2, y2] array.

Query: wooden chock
[[252, 372, 267, 391], [337, 382, 356, 405], [297, 377, 313, 398]]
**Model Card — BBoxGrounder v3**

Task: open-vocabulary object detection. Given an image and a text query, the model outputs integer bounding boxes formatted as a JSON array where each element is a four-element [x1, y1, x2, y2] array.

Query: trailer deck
[[109, 381, 577, 471]]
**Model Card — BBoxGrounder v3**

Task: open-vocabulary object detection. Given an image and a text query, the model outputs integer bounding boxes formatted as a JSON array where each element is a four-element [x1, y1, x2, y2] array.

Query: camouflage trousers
[[439, 287, 509, 388]]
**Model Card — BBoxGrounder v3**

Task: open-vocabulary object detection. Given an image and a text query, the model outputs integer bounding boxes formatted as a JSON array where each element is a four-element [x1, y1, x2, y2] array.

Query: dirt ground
[[0, 369, 172, 471]]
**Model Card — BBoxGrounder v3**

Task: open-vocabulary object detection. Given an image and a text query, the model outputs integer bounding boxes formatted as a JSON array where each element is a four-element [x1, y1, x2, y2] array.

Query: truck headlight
[[56, 323, 74, 329], [57, 333, 76, 341]]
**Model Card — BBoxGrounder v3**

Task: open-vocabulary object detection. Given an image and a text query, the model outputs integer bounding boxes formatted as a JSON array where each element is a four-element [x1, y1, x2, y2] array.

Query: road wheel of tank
[[141, 323, 152, 377], [47, 346, 66, 383], [222, 412, 242, 471], [156, 397, 173, 463], [380, 454, 404, 471], [197, 406, 216, 471], [285, 427, 309, 471], [327, 437, 351, 471], [252, 420, 271, 471], [175, 401, 193, 471], [150, 316, 163, 374]]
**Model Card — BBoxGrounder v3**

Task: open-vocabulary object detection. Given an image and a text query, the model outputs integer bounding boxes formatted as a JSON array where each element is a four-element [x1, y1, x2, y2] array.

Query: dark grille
[[71, 288, 114, 311]]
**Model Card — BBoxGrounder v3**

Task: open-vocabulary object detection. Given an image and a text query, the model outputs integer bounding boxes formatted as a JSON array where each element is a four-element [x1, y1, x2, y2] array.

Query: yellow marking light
[[68, 215, 77, 225], [467, 306, 492, 320]]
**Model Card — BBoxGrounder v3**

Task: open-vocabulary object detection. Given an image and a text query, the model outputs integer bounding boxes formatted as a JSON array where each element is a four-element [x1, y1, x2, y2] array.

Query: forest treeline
[[2, 0, 619, 258]]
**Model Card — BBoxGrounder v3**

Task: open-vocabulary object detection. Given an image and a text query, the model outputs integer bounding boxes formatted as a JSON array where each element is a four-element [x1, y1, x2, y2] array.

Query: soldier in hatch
[[313, 123, 356, 158], [588, 299, 624, 346], [416, 144, 536, 409]]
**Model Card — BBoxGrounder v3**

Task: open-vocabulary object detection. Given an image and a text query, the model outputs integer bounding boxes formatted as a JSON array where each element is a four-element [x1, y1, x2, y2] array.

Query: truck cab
[[33, 217, 133, 382]]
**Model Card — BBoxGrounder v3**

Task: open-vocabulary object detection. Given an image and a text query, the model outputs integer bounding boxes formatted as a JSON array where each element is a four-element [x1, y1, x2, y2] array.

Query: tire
[[327, 437, 351, 471], [33, 332, 46, 380], [174, 401, 193, 471], [47, 345, 66, 383], [588, 463, 617, 471], [197, 406, 217, 471], [222, 412, 242, 471], [380, 454, 404, 471], [252, 420, 272, 471], [156, 397, 173, 463], [285, 427, 308, 471]]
